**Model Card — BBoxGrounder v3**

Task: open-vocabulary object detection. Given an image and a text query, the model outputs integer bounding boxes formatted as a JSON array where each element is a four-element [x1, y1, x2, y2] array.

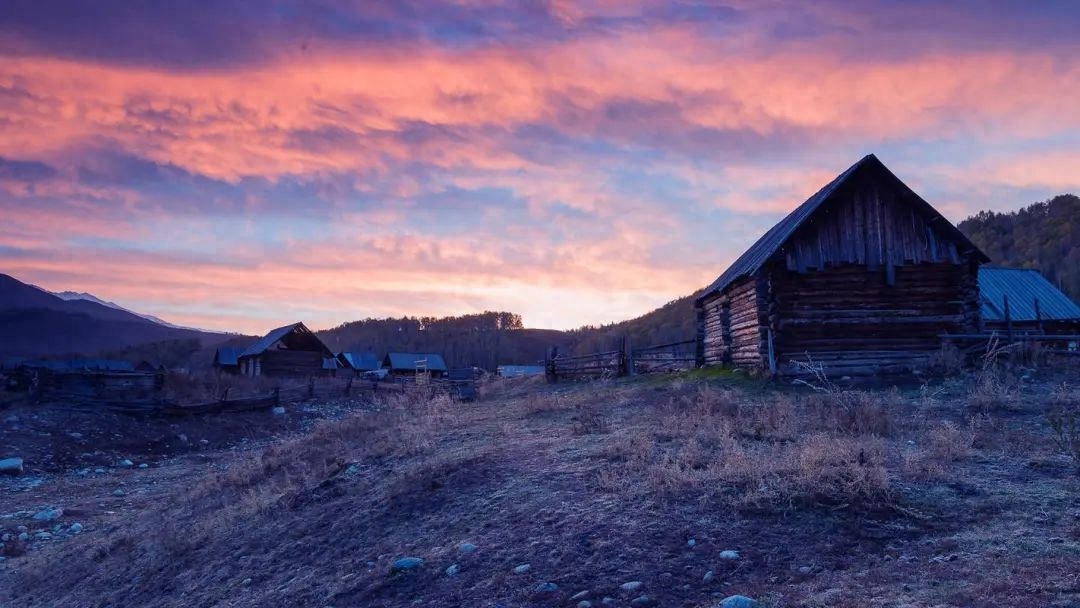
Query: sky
[[2, 0, 1080, 334]]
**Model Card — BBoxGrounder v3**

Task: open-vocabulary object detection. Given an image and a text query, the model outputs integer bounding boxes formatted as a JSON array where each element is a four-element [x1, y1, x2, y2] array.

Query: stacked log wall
[[258, 350, 325, 377], [699, 276, 764, 367], [768, 259, 980, 374]]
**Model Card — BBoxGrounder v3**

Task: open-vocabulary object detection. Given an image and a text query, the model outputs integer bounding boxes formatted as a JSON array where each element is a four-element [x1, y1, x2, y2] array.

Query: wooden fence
[[22, 369, 478, 416], [545, 337, 699, 382]]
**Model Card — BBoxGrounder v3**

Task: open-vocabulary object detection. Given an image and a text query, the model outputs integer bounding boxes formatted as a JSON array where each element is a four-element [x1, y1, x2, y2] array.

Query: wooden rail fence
[[545, 337, 699, 382]]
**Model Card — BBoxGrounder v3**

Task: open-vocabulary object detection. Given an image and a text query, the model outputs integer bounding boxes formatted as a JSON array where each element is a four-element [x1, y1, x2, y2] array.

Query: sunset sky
[[2, 1, 1079, 334]]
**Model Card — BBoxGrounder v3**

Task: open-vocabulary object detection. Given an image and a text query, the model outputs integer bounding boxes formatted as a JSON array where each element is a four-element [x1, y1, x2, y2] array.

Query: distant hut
[[696, 154, 989, 376], [213, 346, 246, 375], [237, 322, 336, 377], [383, 352, 448, 378], [978, 267, 1080, 334], [336, 352, 382, 376]]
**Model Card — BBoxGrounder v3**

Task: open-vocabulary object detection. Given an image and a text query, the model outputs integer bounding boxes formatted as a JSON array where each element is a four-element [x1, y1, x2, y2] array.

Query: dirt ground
[[2, 365, 1080, 608]]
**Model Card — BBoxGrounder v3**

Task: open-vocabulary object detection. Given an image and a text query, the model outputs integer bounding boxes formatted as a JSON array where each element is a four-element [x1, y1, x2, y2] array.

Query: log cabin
[[383, 352, 448, 378], [695, 154, 990, 376], [238, 322, 337, 377]]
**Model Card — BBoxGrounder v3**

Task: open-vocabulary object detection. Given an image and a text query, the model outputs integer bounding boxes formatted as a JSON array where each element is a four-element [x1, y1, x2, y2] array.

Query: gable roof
[[239, 322, 333, 358], [214, 346, 246, 366], [979, 267, 1080, 322], [383, 352, 448, 372], [697, 154, 989, 303], [337, 351, 381, 371]]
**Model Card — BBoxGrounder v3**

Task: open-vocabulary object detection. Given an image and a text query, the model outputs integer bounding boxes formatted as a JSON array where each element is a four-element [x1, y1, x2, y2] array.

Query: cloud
[[1, 1, 1079, 332]]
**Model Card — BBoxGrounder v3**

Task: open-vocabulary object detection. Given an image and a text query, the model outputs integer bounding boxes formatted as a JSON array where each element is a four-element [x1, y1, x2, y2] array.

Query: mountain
[[51, 291, 182, 329], [0, 273, 229, 359]]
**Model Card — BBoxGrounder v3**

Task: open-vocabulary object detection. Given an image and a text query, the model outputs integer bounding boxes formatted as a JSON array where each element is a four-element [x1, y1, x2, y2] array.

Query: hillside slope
[[958, 193, 1080, 299]]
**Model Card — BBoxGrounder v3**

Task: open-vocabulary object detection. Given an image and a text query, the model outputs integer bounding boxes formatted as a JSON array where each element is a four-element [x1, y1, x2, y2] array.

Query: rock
[[117, 459, 134, 469], [17, 532, 28, 542], [620, 581, 644, 592], [94, 468, 106, 474], [241, 577, 252, 585], [32, 507, 63, 521], [68, 432, 83, 440], [798, 565, 813, 575], [570, 590, 591, 601], [513, 563, 531, 574], [459, 542, 478, 553], [718, 595, 758, 608], [445, 564, 460, 577], [69, 523, 83, 534], [630, 596, 655, 607], [112, 488, 127, 497], [535, 582, 559, 593], [138, 464, 149, 469], [601, 598, 615, 605], [687, 538, 697, 547], [703, 570, 716, 584], [1, 534, 10, 542], [271, 406, 287, 416], [719, 550, 740, 561], [578, 602, 593, 608], [33, 531, 52, 541], [4, 415, 17, 424], [390, 557, 424, 573], [0, 458, 24, 475], [199, 439, 210, 445]]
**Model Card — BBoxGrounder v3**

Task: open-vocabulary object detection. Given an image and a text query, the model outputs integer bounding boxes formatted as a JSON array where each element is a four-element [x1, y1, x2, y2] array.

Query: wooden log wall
[[767, 259, 980, 374], [259, 349, 325, 377], [699, 276, 765, 367]]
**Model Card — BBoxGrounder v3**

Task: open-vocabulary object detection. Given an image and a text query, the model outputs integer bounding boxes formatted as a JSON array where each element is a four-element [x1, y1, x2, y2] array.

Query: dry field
[[2, 361, 1080, 607]]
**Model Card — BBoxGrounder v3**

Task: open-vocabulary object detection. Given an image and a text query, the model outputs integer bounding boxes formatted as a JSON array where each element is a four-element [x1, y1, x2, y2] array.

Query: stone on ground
[[620, 581, 644, 592], [0, 457, 24, 475], [512, 563, 531, 574], [718, 595, 758, 608], [390, 557, 424, 573], [32, 507, 62, 521], [719, 550, 740, 561]]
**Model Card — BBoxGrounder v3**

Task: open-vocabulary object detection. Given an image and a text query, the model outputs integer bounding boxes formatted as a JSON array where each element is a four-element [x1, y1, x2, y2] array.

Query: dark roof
[[697, 154, 990, 303], [239, 322, 333, 358], [979, 267, 1080, 322], [214, 346, 246, 366], [338, 352, 381, 371], [383, 352, 448, 372]]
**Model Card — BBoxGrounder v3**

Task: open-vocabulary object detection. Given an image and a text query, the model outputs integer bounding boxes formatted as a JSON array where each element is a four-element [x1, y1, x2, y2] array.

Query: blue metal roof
[[338, 352, 381, 371], [214, 346, 246, 366], [384, 352, 448, 372], [979, 267, 1080, 322], [697, 154, 989, 303]]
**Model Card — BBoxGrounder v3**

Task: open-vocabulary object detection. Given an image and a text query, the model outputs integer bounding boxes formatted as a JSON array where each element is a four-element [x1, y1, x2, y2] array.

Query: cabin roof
[[697, 154, 989, 304], [214, 346, 246, 366], [979, 266, 1080, 322], [383, 352, 448, 372], [337, 351, 381, 371], [240, 322, 333, 358]]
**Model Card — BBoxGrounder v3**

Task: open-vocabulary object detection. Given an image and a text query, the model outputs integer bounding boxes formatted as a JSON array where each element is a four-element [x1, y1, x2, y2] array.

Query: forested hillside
[[958, 194, 1080, 299]]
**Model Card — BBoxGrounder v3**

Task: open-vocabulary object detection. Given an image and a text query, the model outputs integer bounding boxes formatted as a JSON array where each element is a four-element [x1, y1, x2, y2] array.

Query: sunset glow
[[3, 0, 1079, 333]]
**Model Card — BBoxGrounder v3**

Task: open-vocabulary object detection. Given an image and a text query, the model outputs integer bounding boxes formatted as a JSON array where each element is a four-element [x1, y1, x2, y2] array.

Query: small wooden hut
[[237, 322, 336, 377], [978, 267, 1080, 333], [695, 154, 989, 376], [383, 352, 448, 378]]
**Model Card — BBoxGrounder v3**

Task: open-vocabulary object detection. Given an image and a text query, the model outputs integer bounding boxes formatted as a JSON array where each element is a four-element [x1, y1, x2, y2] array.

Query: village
[[3, 154, 1080, 607]]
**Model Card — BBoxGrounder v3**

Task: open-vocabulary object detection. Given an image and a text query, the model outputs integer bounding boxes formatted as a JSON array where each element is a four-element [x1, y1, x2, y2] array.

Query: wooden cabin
[[979, 267, 1080, 334], [336, 351, 381, 376], [383, 352, 448, 378], [695, 154, 989, 376], [237, 322, 337, 377], [213, 346, 246, 375]]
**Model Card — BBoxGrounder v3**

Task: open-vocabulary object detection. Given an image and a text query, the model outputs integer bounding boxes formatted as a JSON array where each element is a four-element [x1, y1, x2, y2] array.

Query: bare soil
[[2, 368, 1080, 608]]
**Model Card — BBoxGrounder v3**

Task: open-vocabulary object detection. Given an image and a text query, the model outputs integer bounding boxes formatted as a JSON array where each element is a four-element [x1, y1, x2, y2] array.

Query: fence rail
[[545, 337, 699, 382]]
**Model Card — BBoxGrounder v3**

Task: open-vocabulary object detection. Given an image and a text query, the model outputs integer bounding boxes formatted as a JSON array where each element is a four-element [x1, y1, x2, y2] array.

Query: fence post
[[220, 386, 230, 402], [345, 377, 352, 396], [695, 305, 706, 368], [1034, 297, 1043, 333], [308, 377, 315, 398], [273, 387, 280, 405], [546, 346, 559, 383], [1003, 295, 1012, 342], [623, 336, 635, 377]]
